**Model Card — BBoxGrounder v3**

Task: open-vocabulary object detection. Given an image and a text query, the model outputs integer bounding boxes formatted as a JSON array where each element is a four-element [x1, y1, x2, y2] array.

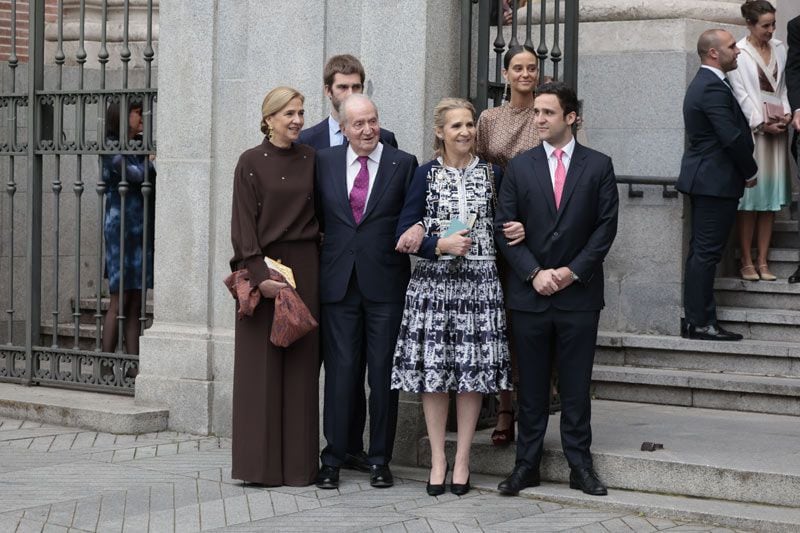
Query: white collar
[[701, 65, 727, 81], [542, 137, 576, 159], [328, 115, 341, 137], [346, 142, 383, 166]]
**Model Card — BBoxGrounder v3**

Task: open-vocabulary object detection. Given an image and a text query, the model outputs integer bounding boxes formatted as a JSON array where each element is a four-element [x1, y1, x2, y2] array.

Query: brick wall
[[0, 0, 58, 62]]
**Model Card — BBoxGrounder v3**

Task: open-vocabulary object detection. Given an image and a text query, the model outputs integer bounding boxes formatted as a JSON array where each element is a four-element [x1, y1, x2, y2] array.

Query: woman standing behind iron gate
[[475, 44, 541, 445], [101, 100, 156, 356], [392, 98, 511, 496], [229, 86, 320, 486], [727, 0, 792, 282]]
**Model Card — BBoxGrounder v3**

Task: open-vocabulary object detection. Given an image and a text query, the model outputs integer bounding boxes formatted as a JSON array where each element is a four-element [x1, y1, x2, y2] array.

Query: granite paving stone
[[0, 414, 764, 533]]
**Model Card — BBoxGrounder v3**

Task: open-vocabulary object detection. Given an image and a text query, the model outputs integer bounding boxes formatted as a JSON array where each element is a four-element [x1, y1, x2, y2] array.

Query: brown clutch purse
[[223, 268, 318, 348]]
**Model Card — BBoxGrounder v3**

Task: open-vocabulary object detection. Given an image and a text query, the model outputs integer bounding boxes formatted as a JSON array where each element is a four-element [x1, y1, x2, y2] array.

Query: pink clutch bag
[[763, 101, 785, 124]]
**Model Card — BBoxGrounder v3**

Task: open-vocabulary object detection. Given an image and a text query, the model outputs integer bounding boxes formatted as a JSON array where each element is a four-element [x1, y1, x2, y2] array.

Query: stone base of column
[[135, 323, 214, 435]]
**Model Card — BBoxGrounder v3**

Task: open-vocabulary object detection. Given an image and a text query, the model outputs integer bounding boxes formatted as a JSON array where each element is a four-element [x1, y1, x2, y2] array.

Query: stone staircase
[[592, 212, 800, 417], [426, 209, 800, 524], [39, 296, 153, 350]]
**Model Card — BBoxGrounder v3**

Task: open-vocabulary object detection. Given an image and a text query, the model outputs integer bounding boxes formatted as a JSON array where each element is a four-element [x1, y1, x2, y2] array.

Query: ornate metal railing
[[461, 0, 580, 114], [0, 0, 157, 395]]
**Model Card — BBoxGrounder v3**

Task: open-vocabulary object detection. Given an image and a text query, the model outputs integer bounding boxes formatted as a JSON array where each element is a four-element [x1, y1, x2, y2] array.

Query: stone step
[[0, 383, 168, 433], [734, 247, 798, 278], [591, 364, 800, 416], [40, 320, 153, 350], [418, 400, 800, 509], [772, 219, 800, 248], [595, 330, 800, 378], [714, 277, 800, 310], [40, 323, 103, 351], [393, 466, 800, 532], [716, 305, 800, 342], [71, 296, 154, 325]]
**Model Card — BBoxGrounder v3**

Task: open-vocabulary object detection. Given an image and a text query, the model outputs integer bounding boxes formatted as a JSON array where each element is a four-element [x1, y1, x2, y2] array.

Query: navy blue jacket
[[315, 143, 418, 304], [676, 68, 758, 198], [494, 142, 619, 313]]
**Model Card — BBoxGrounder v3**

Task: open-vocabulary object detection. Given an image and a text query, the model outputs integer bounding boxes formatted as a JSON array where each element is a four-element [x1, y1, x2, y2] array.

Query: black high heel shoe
[[426, 461, 449, 496], [450, 474, 471, 496]]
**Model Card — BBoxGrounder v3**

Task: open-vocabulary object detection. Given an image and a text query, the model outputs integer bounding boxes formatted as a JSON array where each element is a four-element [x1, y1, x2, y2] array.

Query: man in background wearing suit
[[298, 54, 398, 150], [785, 16, 800, 282], [677, 29, 758, 336], [494, 82, 618, 497], [299, 54, 397, 473], [314, 95, 418, 490]]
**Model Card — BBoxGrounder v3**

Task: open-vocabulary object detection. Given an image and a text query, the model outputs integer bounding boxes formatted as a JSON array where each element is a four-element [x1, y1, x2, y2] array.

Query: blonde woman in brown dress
[[229, 86, 320, 486], [476, 44, 542, 445]]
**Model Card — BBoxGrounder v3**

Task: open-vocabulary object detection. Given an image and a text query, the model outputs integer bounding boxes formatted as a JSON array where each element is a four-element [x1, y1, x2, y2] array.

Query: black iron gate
[[461, 0, 579, 113], [0, 0, 157, 395]]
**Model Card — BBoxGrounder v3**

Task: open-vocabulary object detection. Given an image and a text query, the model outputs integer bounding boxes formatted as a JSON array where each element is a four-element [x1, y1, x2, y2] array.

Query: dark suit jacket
[[787, 16, 800, 113], [316, 144, 418, 304], [299, 117, 398, 151], [787, 16, 800, 160], [494, 142, 619, 313], [676, 68, 758, 198]]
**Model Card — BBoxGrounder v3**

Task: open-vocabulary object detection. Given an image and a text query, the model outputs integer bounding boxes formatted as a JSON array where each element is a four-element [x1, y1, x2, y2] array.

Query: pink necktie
[[553, 148, 566, 209], [350, 156, 369, 223]]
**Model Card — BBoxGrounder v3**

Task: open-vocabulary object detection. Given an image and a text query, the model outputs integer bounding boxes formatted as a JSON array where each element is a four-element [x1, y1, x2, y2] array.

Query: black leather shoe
[[342, 451, 370, 473], [370, 464, 394, 488], [450, 476, 471, 496], [789, 265, 800, 284], [497, 465, 540, 496], [426, 461, 449, 496], [315, 465, 339, 490], [569, 466, 608, 496], [685, 324, 743, 341]]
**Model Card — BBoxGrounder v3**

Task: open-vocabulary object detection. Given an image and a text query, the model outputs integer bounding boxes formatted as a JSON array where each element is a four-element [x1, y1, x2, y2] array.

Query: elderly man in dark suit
[[299, 54, 397, 150], [298, 55, 398, 473], [786, 16, 800, 282], [677, 29, 759, 335], [315, 94, 418, 490], [494, 81, 618, 497]]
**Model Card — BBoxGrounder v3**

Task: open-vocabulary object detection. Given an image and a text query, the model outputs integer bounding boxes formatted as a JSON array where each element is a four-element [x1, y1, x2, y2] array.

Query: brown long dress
[[229, 138, 319, 487]]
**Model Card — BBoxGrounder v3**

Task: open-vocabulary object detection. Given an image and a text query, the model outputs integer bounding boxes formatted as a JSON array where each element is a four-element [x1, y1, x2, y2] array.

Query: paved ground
[[0, 417, 748, 533]]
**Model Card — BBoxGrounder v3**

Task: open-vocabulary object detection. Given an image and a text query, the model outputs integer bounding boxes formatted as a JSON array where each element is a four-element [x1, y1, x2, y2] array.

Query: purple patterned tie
[[350, 155, 369, 223]]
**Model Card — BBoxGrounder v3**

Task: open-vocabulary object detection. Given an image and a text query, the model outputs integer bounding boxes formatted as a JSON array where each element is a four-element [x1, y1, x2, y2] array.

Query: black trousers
[[511, 307, 600, 470], [683, 194, 739, 327], [320, 272, 402, 467]]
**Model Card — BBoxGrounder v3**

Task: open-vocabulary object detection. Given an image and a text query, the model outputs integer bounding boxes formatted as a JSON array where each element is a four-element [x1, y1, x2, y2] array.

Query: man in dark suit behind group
[[785, 16, 800, 282], [314, 94, 418, 490], [494, 82, 618, 497], [299, 54, 397, 472], [299, 54, 397, 150], [677, 29, 758, 337]]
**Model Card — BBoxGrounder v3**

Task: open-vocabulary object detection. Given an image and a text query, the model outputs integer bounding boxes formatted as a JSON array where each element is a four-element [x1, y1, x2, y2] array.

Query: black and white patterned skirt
[[391, 258, 512, 394]]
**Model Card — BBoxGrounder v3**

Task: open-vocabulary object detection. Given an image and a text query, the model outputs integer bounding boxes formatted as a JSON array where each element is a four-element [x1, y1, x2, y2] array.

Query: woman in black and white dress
[[391, 98, 511, 497]]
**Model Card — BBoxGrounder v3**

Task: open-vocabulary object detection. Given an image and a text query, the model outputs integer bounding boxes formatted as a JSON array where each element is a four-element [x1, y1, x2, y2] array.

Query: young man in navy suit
[[298, 54, 397, 151], [298, 55, 398, 474], [494, 82, 618, 497], [315, 95, 417, 490], [677, 30, 758, 336]]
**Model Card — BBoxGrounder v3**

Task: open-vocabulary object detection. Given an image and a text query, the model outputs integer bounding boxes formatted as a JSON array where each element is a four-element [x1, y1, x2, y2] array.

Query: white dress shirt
[[346, 142, 383, 208], [328, 115, 345, 147], [542, 137, 576, 187]]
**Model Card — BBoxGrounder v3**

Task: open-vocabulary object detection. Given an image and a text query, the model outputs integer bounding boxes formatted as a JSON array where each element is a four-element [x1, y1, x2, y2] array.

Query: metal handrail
[[616, 175, 678, 199]]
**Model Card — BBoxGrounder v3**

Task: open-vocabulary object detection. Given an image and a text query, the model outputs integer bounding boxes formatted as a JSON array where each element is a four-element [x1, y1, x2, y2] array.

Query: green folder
[[442, 213, 477, 237]]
